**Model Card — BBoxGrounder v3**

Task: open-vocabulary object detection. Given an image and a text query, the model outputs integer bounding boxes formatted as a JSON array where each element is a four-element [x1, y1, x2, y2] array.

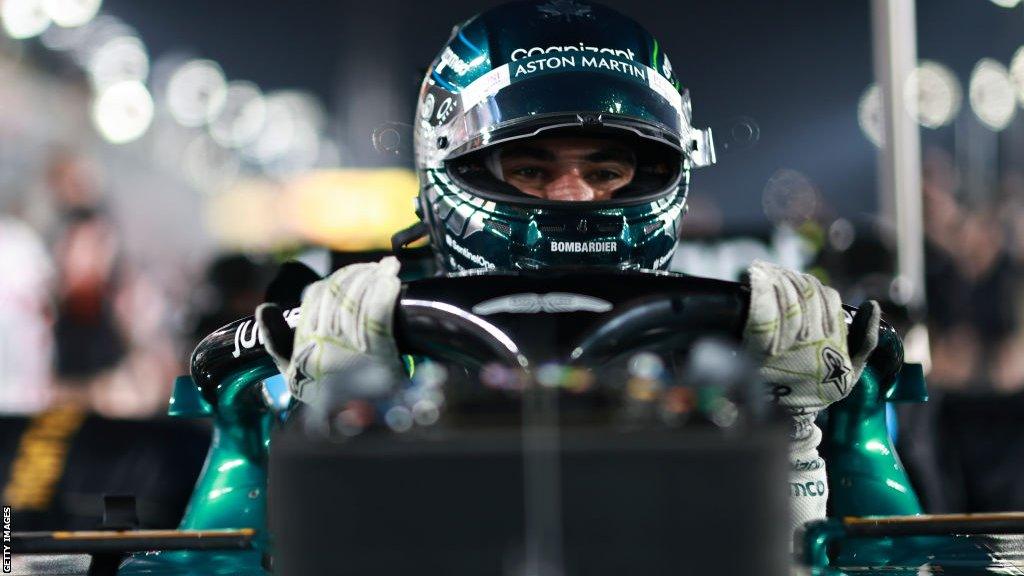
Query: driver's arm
[[742, 260, 881, 537], [257, 257, 406, 405]]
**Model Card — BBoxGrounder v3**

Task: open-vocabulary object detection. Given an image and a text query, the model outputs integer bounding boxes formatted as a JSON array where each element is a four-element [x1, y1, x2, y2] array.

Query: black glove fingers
[[257, 302, 294, 360], [847, 300, 878, 360]]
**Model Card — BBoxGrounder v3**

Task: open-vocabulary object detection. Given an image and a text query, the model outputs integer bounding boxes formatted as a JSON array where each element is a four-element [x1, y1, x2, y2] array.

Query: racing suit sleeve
[[742, 260, 880, 536]]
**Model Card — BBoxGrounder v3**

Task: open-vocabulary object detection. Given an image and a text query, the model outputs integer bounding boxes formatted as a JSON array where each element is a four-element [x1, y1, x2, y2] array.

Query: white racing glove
[[742, 260, 880, 537], [256, 257, 405, 404]]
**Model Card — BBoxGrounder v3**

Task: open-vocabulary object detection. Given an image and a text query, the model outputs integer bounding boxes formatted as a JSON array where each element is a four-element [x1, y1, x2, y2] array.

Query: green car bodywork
[[119, 361, 278, 576]]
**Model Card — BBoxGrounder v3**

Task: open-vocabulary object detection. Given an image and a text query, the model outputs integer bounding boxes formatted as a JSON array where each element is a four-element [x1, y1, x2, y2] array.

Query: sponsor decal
[[550, 240, 617, 253], [662, 53, 674, 79], [511, 54, 647, 82], [232, 307, 301, 358], [460, 65, 511, 111], [650, 249, 675, 271], [792, 458, 825, 472], [790, 416, 814, 441], [537, 0, 595, 21], [821, 346, 851, 395], [289, 344, 316, 400], [458, 54, 683, 120], [510, 43, 635, 62], [420, 92, 436, 120], [444, 234, 495, 269], [473, 292, 613, 315], [436, 46, 471, 76], [435, 96, 456, 123], [647, 65, 683, 112], [768, 384, 791, 402], [790, 480, 827, 497]]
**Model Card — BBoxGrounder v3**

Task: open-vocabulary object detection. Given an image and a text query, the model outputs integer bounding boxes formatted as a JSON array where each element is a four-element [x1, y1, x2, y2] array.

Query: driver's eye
[[588, 169, 623, 182], [510, 166, 546, 180]]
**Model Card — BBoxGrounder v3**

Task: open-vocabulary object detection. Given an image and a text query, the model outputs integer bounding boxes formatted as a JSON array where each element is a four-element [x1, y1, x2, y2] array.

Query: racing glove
[[742, 260, 880, 536], [256, 257, 405, 404]]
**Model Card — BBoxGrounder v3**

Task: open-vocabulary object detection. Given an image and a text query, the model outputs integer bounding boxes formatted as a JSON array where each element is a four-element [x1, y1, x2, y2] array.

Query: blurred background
[[1, 0, 1023, 528]]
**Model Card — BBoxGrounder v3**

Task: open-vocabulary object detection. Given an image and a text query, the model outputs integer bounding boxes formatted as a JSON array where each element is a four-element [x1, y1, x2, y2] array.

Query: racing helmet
[[411, 0, 715, 272]]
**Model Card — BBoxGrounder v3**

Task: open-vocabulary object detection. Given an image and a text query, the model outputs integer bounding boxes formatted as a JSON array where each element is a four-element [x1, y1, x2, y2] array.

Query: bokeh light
[[58, 14, 134, 65], [283, 169, 420, 251], [904, 60, 962, 128], [203, 178, 287, 251], [43, 0, 101, 28], [969, 58, 1016, 131], [243, 89, 324, 173], [208, 80, 266, 148], [762, 168, 819, 225], [1008, 46, 1024, 107], [91, 80, 154, 143], [384, 406, 413, 433], [166, 59, 227, 127], [182, 134, 240, 193], [828, 218, 856, 252], [87, 35, 148, 88], [989, 0, 1021, 7], [411, 400, 440, 427], [627, 352, 664, 379], [2, 0, 52, 39], [858, 84, 883, 147]]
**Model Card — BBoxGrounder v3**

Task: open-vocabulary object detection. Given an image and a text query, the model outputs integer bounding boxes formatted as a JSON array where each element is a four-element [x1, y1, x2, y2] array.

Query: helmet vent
[[487, 220, 512, 236]]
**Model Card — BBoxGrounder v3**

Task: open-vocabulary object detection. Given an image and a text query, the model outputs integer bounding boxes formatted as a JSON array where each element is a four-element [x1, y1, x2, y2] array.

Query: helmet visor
[[421, 53, 713, 168]]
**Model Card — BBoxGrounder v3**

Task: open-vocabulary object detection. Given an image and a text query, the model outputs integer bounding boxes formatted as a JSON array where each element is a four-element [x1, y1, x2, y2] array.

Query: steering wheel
[[190, 269, 901, 409]]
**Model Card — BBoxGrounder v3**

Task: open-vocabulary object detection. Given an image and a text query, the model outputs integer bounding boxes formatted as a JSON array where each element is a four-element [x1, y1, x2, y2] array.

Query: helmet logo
[[537, 0, 594, 21], [662, 54, 674, 79], [435, 97, 456, 123], [472, 292, 612, 315], [420, 93, 436, 120]]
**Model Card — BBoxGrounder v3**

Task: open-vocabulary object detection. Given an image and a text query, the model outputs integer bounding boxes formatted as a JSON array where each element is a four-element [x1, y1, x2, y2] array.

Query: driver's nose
[[543, 171, 596, 202]]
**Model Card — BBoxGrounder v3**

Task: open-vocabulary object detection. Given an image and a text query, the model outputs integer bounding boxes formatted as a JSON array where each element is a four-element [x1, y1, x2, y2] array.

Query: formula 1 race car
[[12, 269, 1024, 575]]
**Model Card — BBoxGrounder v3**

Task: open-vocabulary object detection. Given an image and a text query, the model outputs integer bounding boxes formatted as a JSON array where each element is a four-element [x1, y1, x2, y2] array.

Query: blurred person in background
[[45, 150, 179, 418], [186, 253, 274, 353], [0, 214, 55, 414], [921, 147, 1023, 392]]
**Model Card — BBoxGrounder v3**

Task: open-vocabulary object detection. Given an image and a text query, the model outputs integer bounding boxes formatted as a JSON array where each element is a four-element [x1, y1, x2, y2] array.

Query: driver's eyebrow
[[500, 146, 556, 162], [585, 147, 636, 165]]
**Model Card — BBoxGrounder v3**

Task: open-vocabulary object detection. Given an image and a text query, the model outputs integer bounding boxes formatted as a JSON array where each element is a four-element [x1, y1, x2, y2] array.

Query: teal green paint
[[619, 216, 633, 244], [823, 361, 923, 518], [121, 361, 279, 575], [526, 219, 541, 246], [886, 363, 928, 403], [178, 361, 278, 535], [802, 520, 998, 574], [117, 549, 266, 575], [168, 376, 213, 418]]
